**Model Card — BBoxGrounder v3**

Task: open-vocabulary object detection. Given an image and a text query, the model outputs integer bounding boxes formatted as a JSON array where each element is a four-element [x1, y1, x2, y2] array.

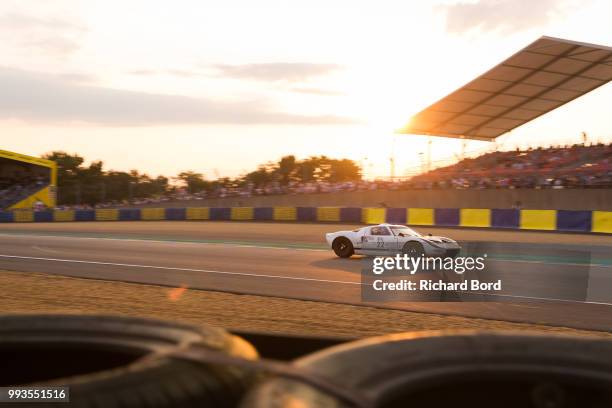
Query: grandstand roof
[[399, 36, 612, 141], [0, 149, 56, 169]]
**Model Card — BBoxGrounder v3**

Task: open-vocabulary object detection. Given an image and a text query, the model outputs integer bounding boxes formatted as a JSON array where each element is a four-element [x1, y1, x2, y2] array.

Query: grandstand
[[0, 150, 57, 210], [408, 143, 612, 189]]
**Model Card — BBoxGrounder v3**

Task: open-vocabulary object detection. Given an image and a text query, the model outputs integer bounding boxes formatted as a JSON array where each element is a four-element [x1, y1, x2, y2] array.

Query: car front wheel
[[402, 241, 425, 257]]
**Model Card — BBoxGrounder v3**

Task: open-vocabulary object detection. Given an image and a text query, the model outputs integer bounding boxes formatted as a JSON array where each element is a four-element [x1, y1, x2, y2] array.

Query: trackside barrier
[[210, 207, 231, 221], [460, 209, 491, 228], [75, 210, 95, 221], [407, 208, 434, 226], [592, 211, 612, 233], [297, 207, 317, 222], [119, 208, 140, 221], [491, 209, 519, 228], [520, 209, 556, 231], [362, 208, 385, 224], [53, 210, 75, 222], [141, 208, 165, 221], [273, 207, 297, 221], [340, 207, 362, 223], [34, 211, 53, 222], [435, 208, 460, 226], [317, 207, 340, 222], [385, 208, 407, 224], [0, 211, 14, 222], [186, 207, 209, 220], [254, 207, 273, 221], [95, 209, 118, 221], [0, 207, 609, 234], [231, 207, 254, 221], [14, 211, 34, 222], [165, 208, 186, 220], [556, 210, 591, 232]]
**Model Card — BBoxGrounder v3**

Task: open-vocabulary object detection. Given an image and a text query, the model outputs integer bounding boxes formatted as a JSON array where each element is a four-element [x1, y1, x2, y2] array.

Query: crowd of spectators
[[7, 143, 611, 211], [407, 143, 611, 190], [0, 174, 49, 209]]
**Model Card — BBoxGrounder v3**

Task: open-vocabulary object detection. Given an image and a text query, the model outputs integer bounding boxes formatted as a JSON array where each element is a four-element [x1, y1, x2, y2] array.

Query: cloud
[[128, 68, 206, 78], [0, 12, 86, 57], [127, 69, 158, 76], [0, 12, 85, 32], [291, 87, 345, 96], [213, 63, 343, 82], [439, 0, 585, 34], [0, 66, 358, 126], [55, 72, 97, 84]]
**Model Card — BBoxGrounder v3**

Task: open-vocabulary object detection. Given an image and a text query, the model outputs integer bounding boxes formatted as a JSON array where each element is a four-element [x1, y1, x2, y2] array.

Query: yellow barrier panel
[[362, 208, 386, 224], [460, 209, 491, 228], [520, 209, 556, 230], [14, 210, 33, 222], [407, 208, 434, 226], [592, 211, 612, 233], [53, 210, 75, 222], [95, 209, 119, 221], [273, 206, 297, 221], [316, 207, 340, 222], [231, 207, 254, 220], [141, 208, 165, 220], [186, 207, 209, 220]]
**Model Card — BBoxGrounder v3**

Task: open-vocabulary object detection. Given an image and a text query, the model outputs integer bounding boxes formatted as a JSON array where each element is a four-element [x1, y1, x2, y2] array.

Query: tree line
[[43, 152, 361, 205]]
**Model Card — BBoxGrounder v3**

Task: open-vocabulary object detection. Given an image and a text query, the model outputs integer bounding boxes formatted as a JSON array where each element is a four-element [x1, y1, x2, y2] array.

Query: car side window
[[370, 226, 391, 236]]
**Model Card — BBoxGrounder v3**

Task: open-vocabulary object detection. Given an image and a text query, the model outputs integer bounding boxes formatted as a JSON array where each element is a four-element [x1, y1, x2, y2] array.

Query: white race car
[[325, 224, 461, 258]]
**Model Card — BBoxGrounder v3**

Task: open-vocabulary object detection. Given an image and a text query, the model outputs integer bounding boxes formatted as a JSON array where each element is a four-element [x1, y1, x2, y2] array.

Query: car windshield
[[390, 226, 421, 237]]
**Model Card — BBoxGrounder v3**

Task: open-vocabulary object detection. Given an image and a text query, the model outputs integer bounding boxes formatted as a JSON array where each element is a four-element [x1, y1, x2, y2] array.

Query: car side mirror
[[398, 233, 405, 237], [428, 233, 433, 236]]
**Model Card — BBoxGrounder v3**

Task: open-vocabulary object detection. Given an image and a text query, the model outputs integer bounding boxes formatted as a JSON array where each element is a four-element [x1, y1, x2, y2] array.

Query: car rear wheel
[[332, 237, 354, 258]]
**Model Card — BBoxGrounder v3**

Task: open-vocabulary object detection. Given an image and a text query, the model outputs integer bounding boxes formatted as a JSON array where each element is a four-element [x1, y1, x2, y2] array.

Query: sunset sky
[[1, 0, 611, 180]]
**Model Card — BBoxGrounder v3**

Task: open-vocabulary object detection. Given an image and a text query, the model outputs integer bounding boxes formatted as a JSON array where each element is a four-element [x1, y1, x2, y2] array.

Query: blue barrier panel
[[119, 208, 141, 221], [434, 208, 459, 226], [165, 207, 186, 220], [491, 209, 519, 228], [210, 207, 231, 221], [254, 207, 273, 221], [0, 211, 14, 222], [340, 207, 362, 223], [386, 208, 406, 224], [74, 209, 95, 221], [34, 211, 53, 222], [297, 207, 316, 222], [556, 210, 591, 232]]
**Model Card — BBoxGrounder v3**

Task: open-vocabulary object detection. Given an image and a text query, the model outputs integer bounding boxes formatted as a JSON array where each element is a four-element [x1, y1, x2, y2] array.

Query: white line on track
[[0, 254, 609, 306], [0, 233, 328, 252], [0, 254, 363, 286], [1, 233, 610, 267]]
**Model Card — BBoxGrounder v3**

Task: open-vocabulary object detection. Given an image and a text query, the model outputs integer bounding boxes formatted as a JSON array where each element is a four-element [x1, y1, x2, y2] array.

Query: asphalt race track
[[0, 221, 611, 331]]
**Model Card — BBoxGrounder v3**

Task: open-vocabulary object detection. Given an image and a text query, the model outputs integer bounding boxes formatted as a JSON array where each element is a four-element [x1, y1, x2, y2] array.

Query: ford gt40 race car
[[326, 224, 460, 258]]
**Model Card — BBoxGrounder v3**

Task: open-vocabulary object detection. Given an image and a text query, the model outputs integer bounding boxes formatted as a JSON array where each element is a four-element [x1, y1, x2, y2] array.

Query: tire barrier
[[1, 207, 610, 233], [0, 314, 258, 408], [4, 317, 610, 407], [242, 330, 612, 408]]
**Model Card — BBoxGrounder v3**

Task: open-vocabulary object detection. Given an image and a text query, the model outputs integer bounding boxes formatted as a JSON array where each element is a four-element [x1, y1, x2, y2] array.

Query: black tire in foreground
[[332, 237, 354, 258], [0, 314, 258, 408], [242, 330, 612, 408]]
